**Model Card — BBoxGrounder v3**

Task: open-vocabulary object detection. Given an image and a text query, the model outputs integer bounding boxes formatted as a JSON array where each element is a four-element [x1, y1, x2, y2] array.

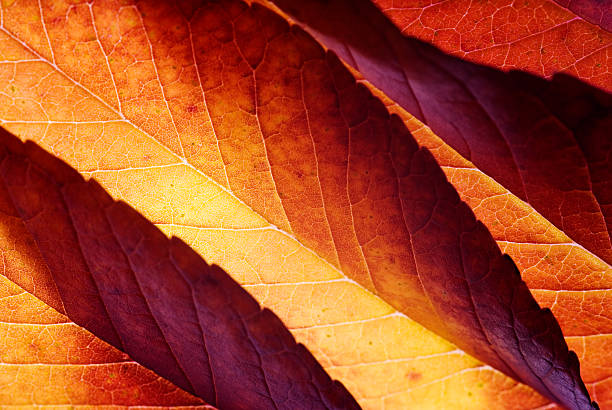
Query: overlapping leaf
[[267, 0, 611, 406], [3, 123, 555, 409], [1, 124, 554, 409], [363, 78, 612, 408], [0, 129, 358, 409], [0, 0, 603, 408], [0, 2, 544, 408], [265, 0, 611, 267], [0, 274, 209, 406]]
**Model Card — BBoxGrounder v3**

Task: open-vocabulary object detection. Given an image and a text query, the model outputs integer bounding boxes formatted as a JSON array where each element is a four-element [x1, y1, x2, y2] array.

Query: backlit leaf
[[372, 0, 611, 89], [0, 0, 604, 408], [0, 274, 209, 407], [365, 79, 612, 409], [0, 128, 358, 409]]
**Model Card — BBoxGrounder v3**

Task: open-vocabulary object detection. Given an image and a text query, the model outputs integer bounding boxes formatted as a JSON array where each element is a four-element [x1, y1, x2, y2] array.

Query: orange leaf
[[0, 0, 604, 408], [0, 275, 207, 406], [373, 0, 612, 91]]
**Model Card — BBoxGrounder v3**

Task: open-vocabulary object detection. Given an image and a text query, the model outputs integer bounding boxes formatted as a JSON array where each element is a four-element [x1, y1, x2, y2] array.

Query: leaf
[[0, 274, 209, 406], [265, 0, 611, 405], [0, 0, 598, 408], [551, 0, 612, 32], [0, 128, 359, 409], [264, 0, 612, 267], [1, 99, 551, 410], [367, 83, 612, 409], [371, 0, 612, 89]]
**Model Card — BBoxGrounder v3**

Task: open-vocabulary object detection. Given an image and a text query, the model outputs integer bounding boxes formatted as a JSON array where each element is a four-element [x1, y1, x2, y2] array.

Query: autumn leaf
[[263, 0, 611, 268], [262, 0, 611, 406], [0, 0, 607, 408], [371, 0, 612, 90], [0, 128, 359, 409], [0, 93, 553, 409], [374, 94, 612, 409], [0, 273, 210, 406], [0, 99, 582, 409]]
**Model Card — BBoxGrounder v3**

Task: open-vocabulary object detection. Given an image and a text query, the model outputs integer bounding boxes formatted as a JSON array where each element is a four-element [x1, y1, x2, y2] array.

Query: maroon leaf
[[0, 127, 359, 410], [267, 0, 612, 266], [552, 0, 612, 32]]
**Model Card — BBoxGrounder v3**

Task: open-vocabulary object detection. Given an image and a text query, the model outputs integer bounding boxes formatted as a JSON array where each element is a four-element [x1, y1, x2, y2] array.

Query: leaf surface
[[371, 0, 611, 89], [3, 122, 556, 410], [266, 0, 612, 265], [0, 0, 598, 408], [0, 274, 209, 407], [0, 104, 553, 410], [360, 77, 612, 408], [257, 9, 612, 406], [0, 128, 359, 409]]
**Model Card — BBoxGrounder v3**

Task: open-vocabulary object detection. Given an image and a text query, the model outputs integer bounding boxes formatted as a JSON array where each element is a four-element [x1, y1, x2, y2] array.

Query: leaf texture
[[1, 88, 554, 410], [363, 81, 612, 408], [0, 129, 359, 409], [551, 0, 612, 32], [0, 6, 525, 405], [371, 0, 612, 90], [266, 0, 612, 265], [259, 7, 612, 406], [0, 0, 598, 408], [0, 274, 209, 407], [0, 108, 556, 410]]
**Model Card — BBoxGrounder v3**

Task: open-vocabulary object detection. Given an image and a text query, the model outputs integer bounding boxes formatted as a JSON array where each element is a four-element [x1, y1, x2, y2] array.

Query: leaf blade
[[0, 129, 360, 409], [264, 0, 612, 265], [362, 77, 612, 407], [0, 0, 596, 406]]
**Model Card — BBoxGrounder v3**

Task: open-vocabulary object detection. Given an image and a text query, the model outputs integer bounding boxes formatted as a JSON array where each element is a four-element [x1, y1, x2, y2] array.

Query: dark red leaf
[[0, 127, 359, 410], [267, 0, 612, 267], [552, 0, 612, 32]]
